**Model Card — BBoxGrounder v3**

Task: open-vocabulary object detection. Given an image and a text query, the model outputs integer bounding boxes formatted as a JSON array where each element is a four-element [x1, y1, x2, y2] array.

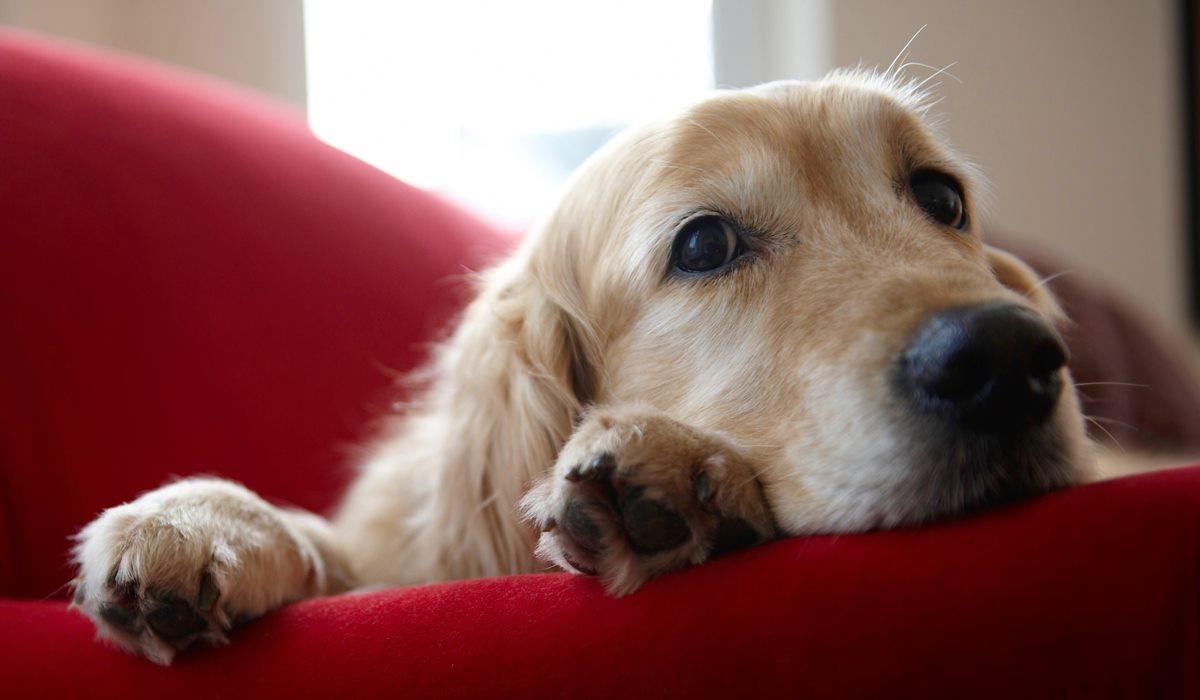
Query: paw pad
[[621, 488, 690, 554]]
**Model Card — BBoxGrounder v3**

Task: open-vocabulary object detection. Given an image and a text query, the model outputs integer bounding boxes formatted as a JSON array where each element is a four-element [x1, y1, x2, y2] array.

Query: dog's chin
[[785, 402, 1089, 536], [884, 415, 1085, 528]]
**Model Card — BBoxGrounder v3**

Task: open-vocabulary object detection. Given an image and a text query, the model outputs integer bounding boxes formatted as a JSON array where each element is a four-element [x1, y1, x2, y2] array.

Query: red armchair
[[1, 30, 1197, 698]]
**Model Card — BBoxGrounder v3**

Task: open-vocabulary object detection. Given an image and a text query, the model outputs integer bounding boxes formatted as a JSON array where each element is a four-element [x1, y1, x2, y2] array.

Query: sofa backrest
[[0, 29, 510, 598]]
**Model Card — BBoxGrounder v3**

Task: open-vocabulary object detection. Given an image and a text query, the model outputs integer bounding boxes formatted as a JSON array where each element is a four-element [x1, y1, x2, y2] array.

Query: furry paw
[[522, 407, 775, 595], [71, 478, 332, 664]]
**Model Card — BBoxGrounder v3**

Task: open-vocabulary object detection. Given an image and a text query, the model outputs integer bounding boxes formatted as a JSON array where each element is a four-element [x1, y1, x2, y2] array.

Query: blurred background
[[1, 0, 1195, 360]]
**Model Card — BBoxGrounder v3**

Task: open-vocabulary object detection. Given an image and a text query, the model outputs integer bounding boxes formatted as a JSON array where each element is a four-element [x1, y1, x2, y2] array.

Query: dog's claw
[[565, 452, 617, 483], [693, 470, 713, 502], [197, 572, 220, 613], [587, 453, 617, 478]]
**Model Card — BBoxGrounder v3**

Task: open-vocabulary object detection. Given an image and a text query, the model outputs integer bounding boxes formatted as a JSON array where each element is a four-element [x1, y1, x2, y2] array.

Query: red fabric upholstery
[[1, 30, 1198, 698], [0, 28, 509, 599], [3, 469, 1200, 698]]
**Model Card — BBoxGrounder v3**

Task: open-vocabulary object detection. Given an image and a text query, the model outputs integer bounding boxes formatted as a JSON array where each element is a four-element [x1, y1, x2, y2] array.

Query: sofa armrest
[[2, 466, 1198, 698]]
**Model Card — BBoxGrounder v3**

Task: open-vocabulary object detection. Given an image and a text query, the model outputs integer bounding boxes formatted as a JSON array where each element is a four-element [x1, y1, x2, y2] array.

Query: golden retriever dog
[[70, 69, 1094, 664]]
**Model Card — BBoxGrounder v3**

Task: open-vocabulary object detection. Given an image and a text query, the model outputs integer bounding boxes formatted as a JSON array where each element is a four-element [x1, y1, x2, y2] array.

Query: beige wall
[[829, 0, 1186, 342], [0, 0, 306, 107]]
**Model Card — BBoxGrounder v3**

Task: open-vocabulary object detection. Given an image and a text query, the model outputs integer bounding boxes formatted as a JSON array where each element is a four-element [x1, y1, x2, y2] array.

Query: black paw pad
[[562, 501, 605, 553], [146, 595, 207, 642], [621, 489, 690, 554], [99, 602, 142, 634], [561, 551, 599, 576]]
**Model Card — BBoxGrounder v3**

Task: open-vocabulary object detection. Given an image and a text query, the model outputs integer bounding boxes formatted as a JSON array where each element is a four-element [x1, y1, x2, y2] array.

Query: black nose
[[899, 302, 1068, 433]]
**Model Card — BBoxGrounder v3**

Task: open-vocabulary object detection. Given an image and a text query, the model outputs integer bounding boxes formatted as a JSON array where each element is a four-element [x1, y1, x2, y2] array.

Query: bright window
[[303, 1, 713, 226]]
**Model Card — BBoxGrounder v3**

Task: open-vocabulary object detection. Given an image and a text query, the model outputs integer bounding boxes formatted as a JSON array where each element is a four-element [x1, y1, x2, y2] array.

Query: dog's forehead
[[610, 74, 974, 247], [663, 77, 948, 187]]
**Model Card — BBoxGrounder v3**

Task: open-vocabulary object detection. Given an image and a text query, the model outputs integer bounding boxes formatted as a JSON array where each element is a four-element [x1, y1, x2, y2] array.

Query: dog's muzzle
[[897, 302, 1068, 434]]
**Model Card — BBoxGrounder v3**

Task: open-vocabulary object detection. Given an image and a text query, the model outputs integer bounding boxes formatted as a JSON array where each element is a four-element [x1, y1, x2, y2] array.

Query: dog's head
[[506, 72, 1091, 534]]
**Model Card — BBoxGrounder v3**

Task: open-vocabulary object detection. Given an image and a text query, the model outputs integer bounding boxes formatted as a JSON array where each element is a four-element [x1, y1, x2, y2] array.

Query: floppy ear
[[389, 246, 600, 577], [985, 244, 1066, 322]]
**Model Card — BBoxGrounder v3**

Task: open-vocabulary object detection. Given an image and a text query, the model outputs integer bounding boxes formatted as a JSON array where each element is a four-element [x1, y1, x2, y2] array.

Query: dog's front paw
[[71, 478, 328, 664], [522, 407, 776, 595]]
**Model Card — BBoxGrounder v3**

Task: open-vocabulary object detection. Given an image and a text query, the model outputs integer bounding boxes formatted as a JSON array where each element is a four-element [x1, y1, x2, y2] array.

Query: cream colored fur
[[71, 70, 1095, 664]]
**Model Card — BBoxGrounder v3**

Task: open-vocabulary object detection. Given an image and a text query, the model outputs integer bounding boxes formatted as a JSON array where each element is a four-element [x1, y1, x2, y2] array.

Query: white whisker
[[1026, 270, 1071, 297], [1086, 415, 1139, 431], [1074, 381, 1150, 389], [885, 25, 928, 79], [1085, 415, 1126, 452], [912, 61, 962, 90]]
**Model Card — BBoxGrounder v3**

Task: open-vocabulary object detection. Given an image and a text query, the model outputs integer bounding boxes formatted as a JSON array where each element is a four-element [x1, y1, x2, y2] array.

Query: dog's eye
[[910, 171, 967, 229], [673, 216, 743, 273]]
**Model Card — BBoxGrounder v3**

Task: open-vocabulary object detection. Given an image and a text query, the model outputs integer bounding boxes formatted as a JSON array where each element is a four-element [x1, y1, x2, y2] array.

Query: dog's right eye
[[672, 216, 743, 274], [910, 171, 967, 230]]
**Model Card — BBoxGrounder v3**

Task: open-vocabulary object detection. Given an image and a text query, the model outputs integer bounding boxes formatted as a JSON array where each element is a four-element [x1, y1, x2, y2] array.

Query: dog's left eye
[[672, 216, 743, 273], [910, 171, 967, 230]]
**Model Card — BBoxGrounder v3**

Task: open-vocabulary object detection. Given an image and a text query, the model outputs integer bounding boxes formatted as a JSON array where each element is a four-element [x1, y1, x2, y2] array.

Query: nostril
[[1023, 335, 1067, 417], [1029, 336, 1068, 378]]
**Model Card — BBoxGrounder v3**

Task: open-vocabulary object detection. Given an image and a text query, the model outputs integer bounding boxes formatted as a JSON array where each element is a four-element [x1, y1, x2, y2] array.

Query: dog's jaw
[[764, 364, 1091, 536]]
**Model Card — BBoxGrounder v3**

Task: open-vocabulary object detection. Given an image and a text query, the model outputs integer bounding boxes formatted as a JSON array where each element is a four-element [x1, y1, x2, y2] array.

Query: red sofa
[[1, 29, 1197, 698]]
